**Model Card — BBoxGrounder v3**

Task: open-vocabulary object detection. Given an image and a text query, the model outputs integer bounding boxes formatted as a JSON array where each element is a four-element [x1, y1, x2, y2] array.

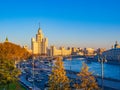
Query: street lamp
[[117, 55, 120, 80], [98, 55, 107, 90], [68, 56, 72, 78], [32, 56, 35, 90]]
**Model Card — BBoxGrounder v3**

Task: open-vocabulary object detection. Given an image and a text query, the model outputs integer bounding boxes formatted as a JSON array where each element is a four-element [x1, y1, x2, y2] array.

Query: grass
[[0, 81, 26, 90]]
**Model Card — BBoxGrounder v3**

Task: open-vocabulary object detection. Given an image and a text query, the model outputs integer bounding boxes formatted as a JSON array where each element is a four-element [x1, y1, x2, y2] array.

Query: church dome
[[114, 41, 120, 48]]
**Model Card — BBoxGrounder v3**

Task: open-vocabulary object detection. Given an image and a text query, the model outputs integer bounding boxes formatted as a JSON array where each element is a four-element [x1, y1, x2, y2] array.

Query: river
[[63, 58, 120, 80]]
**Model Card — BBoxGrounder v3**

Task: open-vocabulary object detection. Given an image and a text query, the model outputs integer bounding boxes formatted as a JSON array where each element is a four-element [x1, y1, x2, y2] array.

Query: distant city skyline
[[0, 0, 120, 49]]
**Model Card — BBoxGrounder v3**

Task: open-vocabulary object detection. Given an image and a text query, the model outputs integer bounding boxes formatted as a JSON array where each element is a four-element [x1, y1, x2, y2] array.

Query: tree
[[74, 62, 100, 90], [48, 56, 70, 90], [0, 59, 21, 89], [0, 42, 31, 60], [0, 41, 28, 90]]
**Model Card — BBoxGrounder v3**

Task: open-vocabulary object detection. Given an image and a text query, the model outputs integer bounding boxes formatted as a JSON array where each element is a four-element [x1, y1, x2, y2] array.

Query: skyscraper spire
[[38, 22, 42, 34], [39, 22, 40, 29]]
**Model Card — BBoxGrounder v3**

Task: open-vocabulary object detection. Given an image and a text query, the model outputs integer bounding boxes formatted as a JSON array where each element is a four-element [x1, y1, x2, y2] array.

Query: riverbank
[[66, 70, 120, 90], [64, 56, 120, 65], [86, 57, 120, 65], [66, 70, 120, 82]]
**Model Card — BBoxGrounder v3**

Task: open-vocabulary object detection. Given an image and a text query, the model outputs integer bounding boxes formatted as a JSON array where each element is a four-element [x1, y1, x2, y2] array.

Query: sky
[[0, 0, 120, 49]]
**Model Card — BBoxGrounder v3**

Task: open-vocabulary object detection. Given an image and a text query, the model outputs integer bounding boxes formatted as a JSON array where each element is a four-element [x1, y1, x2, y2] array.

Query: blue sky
[[0, 0, 120, 49]]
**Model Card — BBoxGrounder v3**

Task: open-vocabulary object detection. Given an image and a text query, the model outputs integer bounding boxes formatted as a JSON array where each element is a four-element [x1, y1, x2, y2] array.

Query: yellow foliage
[[0, 59, 21, 86], [48, 56, 70, 90], [74, 62, 100, 90], [0, 42, 30, 61]]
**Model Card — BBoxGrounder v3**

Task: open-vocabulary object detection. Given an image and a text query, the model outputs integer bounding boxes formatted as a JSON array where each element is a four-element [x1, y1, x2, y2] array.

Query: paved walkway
[[66, 71, 120, 90], [97, 78, 120, 90]]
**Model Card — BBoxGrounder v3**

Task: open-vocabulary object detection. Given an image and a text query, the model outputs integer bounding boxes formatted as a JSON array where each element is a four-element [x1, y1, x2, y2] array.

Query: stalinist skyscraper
[[31, 27, 48, 55]]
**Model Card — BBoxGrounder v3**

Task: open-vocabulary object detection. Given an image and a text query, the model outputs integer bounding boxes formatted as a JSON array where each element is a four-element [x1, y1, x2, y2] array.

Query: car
[[28, 77, 34, 82], [28, 87, 33, 90], [36, 79, 42, 82], [44, 87, 48, 90]]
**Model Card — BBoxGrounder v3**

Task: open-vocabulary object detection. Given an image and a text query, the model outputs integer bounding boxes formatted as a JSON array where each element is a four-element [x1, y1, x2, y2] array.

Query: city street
[[19, 59, 52, 90], [19, 59, 120, 90]]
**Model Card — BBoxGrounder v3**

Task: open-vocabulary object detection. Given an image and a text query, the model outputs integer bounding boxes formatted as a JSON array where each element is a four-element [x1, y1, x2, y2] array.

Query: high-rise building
[[31, 27, 48, 55]]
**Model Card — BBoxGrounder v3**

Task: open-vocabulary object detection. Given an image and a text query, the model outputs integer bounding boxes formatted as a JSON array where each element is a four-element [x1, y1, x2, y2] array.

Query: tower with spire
[[31, 25, 48, 55], [5, 37, 9, 42]]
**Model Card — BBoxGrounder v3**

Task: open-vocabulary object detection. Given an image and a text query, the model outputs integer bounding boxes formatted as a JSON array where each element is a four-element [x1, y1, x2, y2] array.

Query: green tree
[[74, 62, 100, 90], [0, 59, 21, 89], [48, 57, 70, 90], [0, 41, 29, 90]]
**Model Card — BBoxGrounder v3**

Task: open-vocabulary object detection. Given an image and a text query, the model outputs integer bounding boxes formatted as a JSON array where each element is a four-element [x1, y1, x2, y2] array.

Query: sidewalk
[[97, 78, 120, 90], [66, 71, 120, 90]]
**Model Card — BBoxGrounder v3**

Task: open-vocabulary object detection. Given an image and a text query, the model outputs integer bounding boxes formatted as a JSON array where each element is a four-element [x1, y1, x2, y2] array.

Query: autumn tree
[[74, 62, 100, 90], [0, 42, 31, 60], [48, 56, 70, 90]]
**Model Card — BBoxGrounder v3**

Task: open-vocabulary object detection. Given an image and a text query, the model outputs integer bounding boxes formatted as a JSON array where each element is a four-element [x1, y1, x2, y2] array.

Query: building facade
[[102, 41, 120, 61], [23, 45, 32, 53], [83, 48, 96, 56], [50, 46, 72, 56], [31, 28, 48, 55], [96, 48, 106, 55], [113, 41, 120, 49]]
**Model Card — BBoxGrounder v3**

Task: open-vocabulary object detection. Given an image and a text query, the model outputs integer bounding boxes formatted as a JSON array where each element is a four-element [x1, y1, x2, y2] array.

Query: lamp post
[[32, 56, 35, 90], [68, 56, 72, 78], [118, 55, 120, 80], [70, 58, 71, 71], [98, 55, 107, 90]]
